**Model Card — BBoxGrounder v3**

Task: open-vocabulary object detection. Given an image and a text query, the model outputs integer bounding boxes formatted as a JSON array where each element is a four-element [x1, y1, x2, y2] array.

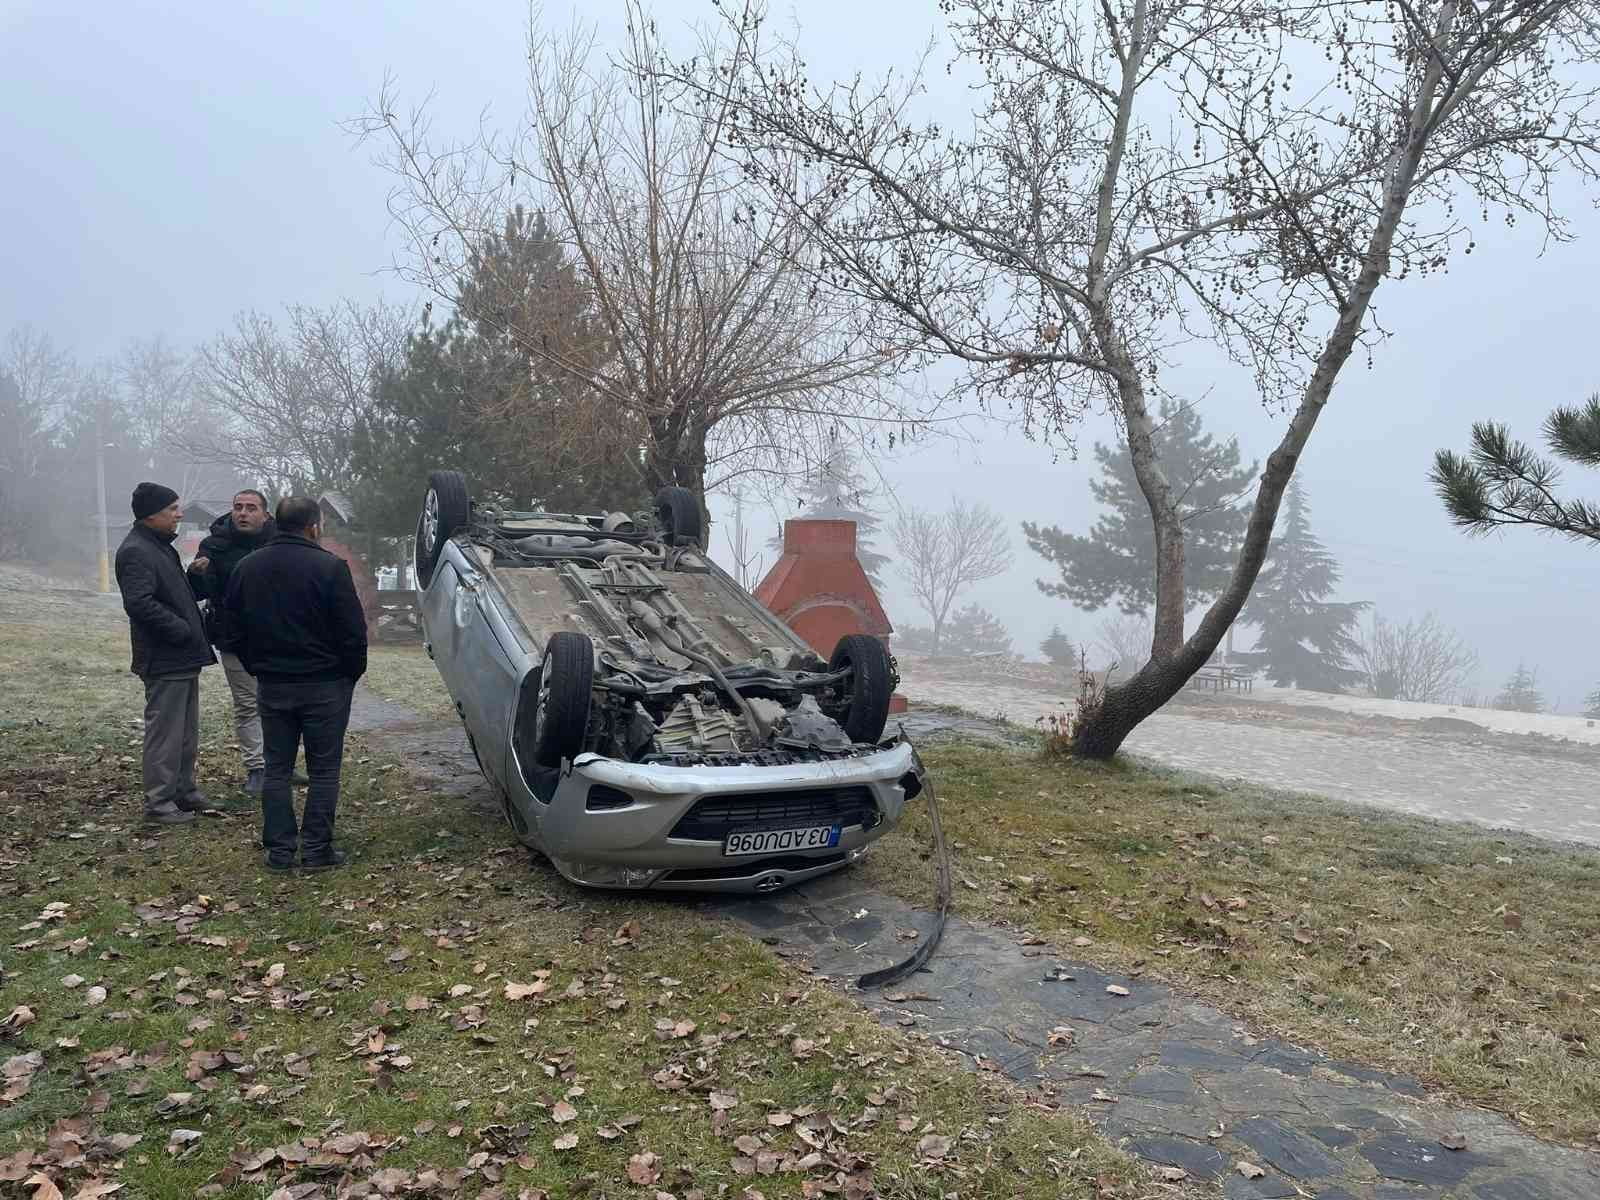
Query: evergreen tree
[[769, 443, 889, 586], [1023, 400, 1256, 613], [1494, 663, 1545, 713], [1584, 685, 1600, 719], [895, 605, 1012, 657], [1239, 480, 1367, 691], [351, 208, 641, 539], [1040, 625, 1075, 667], [943, 604, 1012, 656], [1433, 394, 1600, 543]]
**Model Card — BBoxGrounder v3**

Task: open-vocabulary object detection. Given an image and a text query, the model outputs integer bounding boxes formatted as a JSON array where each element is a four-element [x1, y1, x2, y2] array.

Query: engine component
[[774, 695, 853, 753], [655, 693, 743, 754]]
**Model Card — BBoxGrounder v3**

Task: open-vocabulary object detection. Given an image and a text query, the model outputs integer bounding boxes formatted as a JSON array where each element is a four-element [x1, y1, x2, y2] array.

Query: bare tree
[[676, 0, 1600, 756], [1095, 613, 1154, 676], [0, 327, 76, 558], [892, 498, 1012, 654], [1, 326, 74, 480], [1353, 612, 1479, 704], [722, 486, 766, 590], [187, 302, 413, 495], [350, 2, 925, 520]]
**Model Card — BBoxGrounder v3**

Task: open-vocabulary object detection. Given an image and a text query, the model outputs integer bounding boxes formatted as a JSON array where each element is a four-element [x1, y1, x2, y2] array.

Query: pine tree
[[1023, 400, 1256, 613], [1040, 625, 1075, 667], [1494, 663, 1545, 713], [1240, 481, 1367, 691], [943, 604, 1013, 656], [769, 443, 890, 586], [351, 208, 641, 538]]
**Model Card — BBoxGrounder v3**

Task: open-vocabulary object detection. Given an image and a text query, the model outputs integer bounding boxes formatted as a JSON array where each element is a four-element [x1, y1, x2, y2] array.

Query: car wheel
[[826, 634, 893, 745], [415, 469, 471, 588], [654, 486, 704, 547], [533, 631, 595, 767]]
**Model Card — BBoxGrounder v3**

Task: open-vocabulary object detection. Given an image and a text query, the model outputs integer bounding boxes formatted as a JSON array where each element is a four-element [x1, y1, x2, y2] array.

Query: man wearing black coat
[[223, 496, 367, 871], [114, 482, 217, 825], [187, 489, 275, 794]]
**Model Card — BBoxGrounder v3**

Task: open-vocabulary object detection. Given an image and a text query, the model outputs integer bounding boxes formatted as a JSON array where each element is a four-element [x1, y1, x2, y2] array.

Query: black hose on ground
[[858, 736, 950, 990]]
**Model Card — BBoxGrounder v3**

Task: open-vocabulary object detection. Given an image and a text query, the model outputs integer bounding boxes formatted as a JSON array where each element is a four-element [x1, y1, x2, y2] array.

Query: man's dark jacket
[[114, 523, 216, 678], [222, 534, 368, 684], [190, 512, 276, 646]]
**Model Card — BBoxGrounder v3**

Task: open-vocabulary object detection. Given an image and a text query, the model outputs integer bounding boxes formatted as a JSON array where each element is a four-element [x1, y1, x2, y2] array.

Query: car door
[[422, 550, 522, 790]]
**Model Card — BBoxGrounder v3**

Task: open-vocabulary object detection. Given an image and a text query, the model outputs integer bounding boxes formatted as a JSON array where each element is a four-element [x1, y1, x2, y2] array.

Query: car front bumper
[[530, 739, 922, 893]]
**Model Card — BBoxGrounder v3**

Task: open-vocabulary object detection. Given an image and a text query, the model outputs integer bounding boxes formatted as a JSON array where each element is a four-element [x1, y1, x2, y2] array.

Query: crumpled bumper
[[534, 739, 922, 892]]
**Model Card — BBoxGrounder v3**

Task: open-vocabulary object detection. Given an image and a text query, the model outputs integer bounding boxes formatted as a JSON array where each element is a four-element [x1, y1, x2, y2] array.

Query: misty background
[[5, 0, 1598, 709]]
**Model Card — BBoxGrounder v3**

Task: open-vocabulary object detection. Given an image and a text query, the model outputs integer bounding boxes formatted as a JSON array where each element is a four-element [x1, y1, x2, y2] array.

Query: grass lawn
[[0, 603, 1173, 1199], [863, 743, 1600, 1146]]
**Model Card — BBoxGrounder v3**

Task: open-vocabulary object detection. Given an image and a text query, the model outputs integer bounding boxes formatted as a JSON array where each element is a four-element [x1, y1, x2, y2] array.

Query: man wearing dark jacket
[[114, 482, 217, 825], [188, 490, 275, 793], [223, 496, 367, 871]]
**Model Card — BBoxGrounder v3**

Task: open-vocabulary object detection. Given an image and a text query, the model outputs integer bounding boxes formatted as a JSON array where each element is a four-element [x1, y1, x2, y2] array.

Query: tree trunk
[[644, 404, 711, 533]]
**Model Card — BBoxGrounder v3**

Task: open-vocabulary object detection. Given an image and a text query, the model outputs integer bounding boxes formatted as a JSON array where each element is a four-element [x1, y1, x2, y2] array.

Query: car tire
[[415, 469, 471, 588], [533, 631, 594, 767], [826, 634, 893, 745], [654, 486, 704, 547]]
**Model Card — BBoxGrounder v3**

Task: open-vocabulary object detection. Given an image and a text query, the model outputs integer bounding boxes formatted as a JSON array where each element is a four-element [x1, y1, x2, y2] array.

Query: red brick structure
[[755, 519, 907, 713]]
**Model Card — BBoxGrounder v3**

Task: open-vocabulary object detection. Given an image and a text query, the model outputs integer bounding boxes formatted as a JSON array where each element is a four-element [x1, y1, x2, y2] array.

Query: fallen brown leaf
[[626, 1152, 661, 1186]]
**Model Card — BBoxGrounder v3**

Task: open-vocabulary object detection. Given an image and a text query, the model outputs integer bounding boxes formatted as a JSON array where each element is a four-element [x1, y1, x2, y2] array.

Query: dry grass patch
[[864, 742, 1600, 1145], [0, 609, 1185, 1200]]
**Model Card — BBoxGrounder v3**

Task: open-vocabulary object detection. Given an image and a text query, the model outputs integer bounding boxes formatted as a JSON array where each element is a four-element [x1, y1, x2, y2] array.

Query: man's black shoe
[[300, 849, 348, 872], [263, 854, 296, 873]]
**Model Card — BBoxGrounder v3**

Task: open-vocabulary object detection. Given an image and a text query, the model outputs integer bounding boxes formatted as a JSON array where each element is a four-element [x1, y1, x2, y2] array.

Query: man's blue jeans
[[258, 678, 354, 863]]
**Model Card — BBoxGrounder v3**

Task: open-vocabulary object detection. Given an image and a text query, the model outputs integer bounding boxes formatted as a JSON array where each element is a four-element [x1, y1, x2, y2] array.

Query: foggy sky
[[6, 0, 1599, 710]]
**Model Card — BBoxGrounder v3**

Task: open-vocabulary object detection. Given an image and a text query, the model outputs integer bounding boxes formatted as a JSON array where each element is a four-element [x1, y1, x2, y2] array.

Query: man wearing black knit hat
[[114, 483, 217, 825]]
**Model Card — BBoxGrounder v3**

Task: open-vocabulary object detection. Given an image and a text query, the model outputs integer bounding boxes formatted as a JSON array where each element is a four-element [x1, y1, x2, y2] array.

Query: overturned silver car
[[414, 471, 923, 893]]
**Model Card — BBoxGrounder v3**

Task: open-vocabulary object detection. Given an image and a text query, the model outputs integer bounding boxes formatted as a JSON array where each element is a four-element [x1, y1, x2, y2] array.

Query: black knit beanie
[[131, 482, 180, 520]]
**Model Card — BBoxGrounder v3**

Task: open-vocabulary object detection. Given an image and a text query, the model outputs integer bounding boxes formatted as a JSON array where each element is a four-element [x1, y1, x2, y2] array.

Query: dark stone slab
[[1471, 1177, 1556, 1200], [1126, 1067, 1200, 1103], [1374, 1186, 1429, 1200], [1306, 1125, 1362, 1150], [1329, 1106, 1405, 1133], [1324, 1059, 1428, 1098], [1158, 1039, 1249, 1074], [1472, 1172, 1600, 1200], [1360, 1134, 1482, 1186], [1202, 1068, 1310, 1116], [723, 900, 796, 932], [1309, 1190, 1360, 1200], [1255, 1045, 1318, 1077], [1223, 1171, 1301, 1199], [1097, 1100, 1222, 1142], [1124, 1134, 1227, 1181], [1232, 1116, 1346, 1180]]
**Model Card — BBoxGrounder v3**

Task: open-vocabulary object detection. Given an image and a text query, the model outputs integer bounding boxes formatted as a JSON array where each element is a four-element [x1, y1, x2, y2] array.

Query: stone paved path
[[350, 689, 1600, 1200], [721, 873, 1600, 1200]]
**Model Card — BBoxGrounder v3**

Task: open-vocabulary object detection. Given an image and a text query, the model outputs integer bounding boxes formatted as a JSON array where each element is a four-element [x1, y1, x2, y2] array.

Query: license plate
[[723, 825, 841, 857]]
